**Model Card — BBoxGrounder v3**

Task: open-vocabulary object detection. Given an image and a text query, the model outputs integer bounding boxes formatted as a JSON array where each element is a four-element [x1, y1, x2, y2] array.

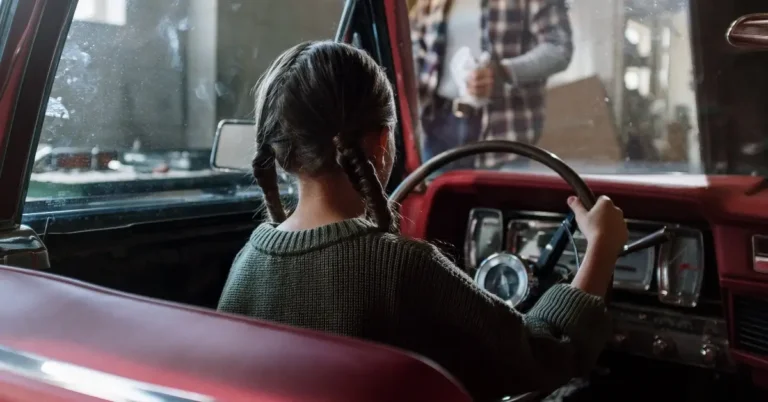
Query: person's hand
[[567, 195, 628, 297], [567, 195, 628, 255], [466, 66, 494, 98]]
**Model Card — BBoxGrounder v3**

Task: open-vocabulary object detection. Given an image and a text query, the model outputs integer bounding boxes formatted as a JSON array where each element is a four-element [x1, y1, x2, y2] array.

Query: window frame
[[9, 0, 408, 234], [0, 0, 74, 231]]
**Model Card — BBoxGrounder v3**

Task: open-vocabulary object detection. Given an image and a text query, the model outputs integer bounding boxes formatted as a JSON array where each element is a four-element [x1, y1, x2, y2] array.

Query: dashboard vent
[[733, 295, 768, 356]]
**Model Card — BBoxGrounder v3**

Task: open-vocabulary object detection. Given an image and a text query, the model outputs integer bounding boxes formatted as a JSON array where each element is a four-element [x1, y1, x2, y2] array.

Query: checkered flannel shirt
[[411, 0, 572, 168]]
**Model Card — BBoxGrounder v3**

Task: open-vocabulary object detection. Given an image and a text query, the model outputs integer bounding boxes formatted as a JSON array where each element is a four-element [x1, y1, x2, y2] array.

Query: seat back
[[0, 265, 471, 401]]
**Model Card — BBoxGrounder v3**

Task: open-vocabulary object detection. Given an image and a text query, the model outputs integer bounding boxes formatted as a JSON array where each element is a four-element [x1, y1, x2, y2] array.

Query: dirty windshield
[[410, 0, 704, 175], [28, 0, 768, 214], [29, 0, 342, 210]]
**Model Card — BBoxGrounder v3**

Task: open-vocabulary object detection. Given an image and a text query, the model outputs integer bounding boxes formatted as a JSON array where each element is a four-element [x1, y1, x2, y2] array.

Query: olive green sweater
[[218, 217, 612, 399]]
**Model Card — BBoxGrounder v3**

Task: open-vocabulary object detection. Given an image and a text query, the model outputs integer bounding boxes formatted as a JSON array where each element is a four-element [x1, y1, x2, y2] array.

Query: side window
[[29, 0, 342, 208]]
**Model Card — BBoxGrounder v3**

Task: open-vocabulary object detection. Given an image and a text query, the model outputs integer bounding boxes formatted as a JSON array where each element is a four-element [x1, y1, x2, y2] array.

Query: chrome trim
[[0, 345, 215, 401], [474, 252, 535, 307], [210, 118, 254, 173], [334, 0, 358, 42], [0, 224, 50, 270], [752, 235, 768, 273], [609, 302, 733, 371], [464, 208, 504, 271], [726, 13, 768, 49], [657, 229, 705, 308]]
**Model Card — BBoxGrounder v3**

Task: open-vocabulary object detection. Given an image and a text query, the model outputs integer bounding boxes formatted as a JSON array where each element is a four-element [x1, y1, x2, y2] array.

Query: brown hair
[[251, 41, 397, 232]]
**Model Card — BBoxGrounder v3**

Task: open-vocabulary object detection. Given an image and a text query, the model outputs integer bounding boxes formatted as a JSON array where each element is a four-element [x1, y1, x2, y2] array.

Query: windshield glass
[[28, 0, 342, 210], [409, 0, 706, 175]]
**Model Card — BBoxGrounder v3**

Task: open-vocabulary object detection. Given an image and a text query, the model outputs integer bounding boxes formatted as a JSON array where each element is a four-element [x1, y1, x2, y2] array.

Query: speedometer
[[474, 253, 535, 307]]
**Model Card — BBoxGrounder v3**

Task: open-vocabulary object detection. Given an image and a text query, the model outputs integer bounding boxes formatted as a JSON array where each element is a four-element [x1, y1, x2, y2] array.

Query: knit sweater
[[218, 217, 613, 399]]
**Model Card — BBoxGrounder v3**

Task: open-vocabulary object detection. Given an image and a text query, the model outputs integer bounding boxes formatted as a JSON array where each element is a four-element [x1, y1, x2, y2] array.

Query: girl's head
[[251, 41, 397, 232]]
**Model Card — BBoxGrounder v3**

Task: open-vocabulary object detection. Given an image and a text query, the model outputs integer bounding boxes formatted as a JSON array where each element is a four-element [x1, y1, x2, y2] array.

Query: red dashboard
[[399, 170, 768, 388]]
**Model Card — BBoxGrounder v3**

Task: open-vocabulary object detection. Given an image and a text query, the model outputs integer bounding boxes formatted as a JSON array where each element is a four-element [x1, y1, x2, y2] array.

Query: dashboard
[[397, 171, 768, 390], [464, 207, 730, 371]]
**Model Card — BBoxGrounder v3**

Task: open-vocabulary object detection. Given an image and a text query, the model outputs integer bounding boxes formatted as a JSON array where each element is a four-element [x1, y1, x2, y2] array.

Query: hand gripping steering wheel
[[391, 140, 672, 308], [390, 140, 597, 307]]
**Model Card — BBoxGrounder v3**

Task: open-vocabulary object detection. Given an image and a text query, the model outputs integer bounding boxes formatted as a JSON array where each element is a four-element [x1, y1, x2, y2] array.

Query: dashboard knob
[[612, 333, 628, 348], [652, 336, 675, 357], [701, 344, 719, 365]]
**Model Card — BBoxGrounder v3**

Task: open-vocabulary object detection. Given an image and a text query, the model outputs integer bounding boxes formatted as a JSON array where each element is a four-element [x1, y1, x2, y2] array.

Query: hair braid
[[252, 145, 287, 223], [333, 136, 395, 233], [250, 42, 316, 223]]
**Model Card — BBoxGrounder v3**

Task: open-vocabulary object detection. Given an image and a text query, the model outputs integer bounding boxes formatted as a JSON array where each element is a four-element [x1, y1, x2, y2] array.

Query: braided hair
[[251, 41, 397, 232]]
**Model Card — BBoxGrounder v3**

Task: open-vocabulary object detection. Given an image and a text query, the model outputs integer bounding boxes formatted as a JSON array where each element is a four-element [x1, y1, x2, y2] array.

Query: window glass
[[30, 0, 343, 208], [74, 0, 126, 25], [410, 0, 702, 174]]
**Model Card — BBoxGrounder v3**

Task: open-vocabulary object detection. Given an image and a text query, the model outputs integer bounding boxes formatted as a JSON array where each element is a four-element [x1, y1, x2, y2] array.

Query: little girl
[[218, 40, 628, 400]]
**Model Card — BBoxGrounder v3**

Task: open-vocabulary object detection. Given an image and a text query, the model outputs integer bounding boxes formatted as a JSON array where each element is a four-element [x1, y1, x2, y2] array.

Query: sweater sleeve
[[393, 244, 612, 399], [216, 245, 250, 314], [500, 0, 573, 85]]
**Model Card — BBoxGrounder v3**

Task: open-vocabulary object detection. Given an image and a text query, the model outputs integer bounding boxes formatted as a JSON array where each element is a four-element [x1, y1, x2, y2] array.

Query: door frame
[[0, 0, 75, 230]]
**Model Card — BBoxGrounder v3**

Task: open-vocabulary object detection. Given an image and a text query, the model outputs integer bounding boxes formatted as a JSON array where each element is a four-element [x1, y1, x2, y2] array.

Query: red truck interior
[[0, 0, 768, 401]]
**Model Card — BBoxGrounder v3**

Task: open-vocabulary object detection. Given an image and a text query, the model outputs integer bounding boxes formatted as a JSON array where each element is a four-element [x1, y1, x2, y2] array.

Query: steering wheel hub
[[474, 253, 536, 307]]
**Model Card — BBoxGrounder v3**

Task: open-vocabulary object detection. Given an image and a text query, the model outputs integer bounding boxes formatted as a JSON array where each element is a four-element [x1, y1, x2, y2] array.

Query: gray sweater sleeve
[[394, 244, 612, 400], [501, 0, 574, 85], [501, 42, 571, 84]]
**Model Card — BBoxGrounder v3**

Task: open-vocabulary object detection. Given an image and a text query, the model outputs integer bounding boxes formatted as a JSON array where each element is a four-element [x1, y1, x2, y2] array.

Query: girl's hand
[[567, 195, 628, 297], [567, 195, 628, 256]]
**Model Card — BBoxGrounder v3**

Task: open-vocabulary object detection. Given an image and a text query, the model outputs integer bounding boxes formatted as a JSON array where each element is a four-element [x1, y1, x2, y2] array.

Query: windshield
[[25, 0, 768, 217], [409, 0, 710, 175], [28, 0, 343, 211]]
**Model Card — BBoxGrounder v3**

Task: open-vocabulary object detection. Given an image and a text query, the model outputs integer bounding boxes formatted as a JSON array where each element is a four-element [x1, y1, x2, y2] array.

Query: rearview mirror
[[727, 13, 768, 50], [211, 119, 255, 172]]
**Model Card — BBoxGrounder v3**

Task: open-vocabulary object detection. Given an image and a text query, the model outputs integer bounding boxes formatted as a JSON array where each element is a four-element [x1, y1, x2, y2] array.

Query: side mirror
[[211, 119, 256, 172], [727, 13, 768, 50]]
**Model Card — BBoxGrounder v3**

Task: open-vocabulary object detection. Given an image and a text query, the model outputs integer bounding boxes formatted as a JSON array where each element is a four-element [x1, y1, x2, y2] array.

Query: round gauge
[[474, 253, 535, 307]]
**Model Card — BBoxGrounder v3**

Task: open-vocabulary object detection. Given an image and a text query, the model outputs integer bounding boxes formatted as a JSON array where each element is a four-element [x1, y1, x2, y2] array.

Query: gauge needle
[[667, 246, 687, 265]]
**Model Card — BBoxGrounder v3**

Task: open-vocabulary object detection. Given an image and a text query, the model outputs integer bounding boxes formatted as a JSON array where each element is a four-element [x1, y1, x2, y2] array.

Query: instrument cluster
[[465, 208, 732, 371], [465, 209, 707, 308]]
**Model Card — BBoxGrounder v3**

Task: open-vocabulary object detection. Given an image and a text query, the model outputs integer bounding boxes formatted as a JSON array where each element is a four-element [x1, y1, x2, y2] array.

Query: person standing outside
[[411, 0, 574, 169]]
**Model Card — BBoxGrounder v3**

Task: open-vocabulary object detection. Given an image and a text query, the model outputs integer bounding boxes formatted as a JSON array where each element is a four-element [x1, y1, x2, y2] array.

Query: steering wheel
[[390, 140, 600, 308]]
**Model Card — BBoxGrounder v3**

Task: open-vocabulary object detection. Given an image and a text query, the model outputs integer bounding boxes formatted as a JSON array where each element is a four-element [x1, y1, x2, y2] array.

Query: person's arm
[[393, 245, 612, 399], [500, 0, 574, 85]]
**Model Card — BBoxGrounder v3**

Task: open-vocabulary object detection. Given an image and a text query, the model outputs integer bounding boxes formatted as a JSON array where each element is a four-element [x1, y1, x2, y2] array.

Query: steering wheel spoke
[[535, 212, 578, 278]]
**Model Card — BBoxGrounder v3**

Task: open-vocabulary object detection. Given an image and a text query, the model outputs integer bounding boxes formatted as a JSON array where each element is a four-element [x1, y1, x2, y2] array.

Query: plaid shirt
[[411, 0, 572, 167]]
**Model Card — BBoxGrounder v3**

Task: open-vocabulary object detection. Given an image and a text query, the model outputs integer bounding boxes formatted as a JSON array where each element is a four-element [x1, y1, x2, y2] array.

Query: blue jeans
[[420, 98, 482, 172]]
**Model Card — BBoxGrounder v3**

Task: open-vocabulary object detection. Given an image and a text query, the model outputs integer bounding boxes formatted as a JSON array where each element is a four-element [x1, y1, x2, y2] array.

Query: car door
[[0, 0, 407, 308]]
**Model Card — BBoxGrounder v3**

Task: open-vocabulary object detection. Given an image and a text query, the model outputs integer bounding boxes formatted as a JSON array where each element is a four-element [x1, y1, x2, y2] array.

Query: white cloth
[[447, 47, 491, 107]]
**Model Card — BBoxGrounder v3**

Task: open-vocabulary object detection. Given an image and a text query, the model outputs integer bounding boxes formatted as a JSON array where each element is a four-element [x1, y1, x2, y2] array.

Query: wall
[[549, 0, 624, 119], [665, 11, 700, 171], [215, 0, 343, 120], [549, 0, 622, 88]]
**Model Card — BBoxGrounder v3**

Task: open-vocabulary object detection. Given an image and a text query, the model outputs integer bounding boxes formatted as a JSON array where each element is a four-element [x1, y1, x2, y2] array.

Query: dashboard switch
[[752, 235, 768, 273], [652, 336, 675, 357], [701, 343, 719, 365], [611, 333, 628, 349]]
